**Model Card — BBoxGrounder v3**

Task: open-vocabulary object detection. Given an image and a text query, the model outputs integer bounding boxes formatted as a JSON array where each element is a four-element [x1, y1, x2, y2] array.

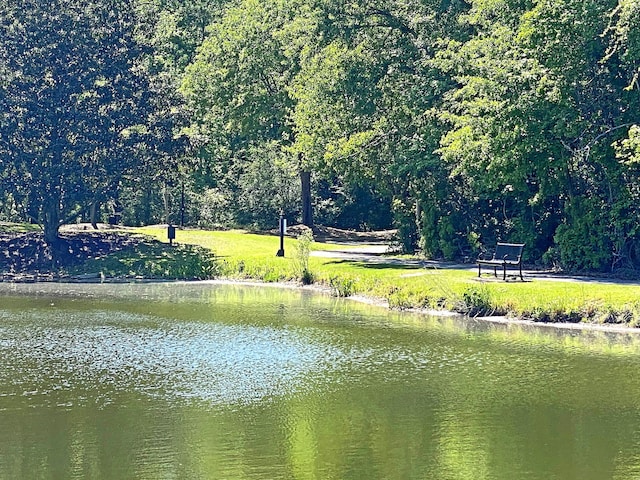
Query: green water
[[1, 282, 640, 479]]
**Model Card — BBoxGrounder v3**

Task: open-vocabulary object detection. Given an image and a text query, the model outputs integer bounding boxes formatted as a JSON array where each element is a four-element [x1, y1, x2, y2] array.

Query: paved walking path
[[311, 243, 640, 286]]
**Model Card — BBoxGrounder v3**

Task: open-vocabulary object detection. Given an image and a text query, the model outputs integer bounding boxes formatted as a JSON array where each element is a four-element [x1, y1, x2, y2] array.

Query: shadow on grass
[[320, 259, 422, 271], [0, 230, 218, 280], [77, 241, 218, 280]]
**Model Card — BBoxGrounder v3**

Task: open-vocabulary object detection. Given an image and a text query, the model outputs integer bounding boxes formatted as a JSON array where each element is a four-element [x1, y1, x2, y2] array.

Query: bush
[[456, 285, 495, 316], [197, 188, 235, 229], [554, 198, 613, 272], [392, 198, 419, 253], [293, 229, 314, 284], [329, 276, 356, 297]]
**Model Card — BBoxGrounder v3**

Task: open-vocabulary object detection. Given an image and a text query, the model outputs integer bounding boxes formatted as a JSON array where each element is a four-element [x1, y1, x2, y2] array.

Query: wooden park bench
[[477, 242, 525, 281]]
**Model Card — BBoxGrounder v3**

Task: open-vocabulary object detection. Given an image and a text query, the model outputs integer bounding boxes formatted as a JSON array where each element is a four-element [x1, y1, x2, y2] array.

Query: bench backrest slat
[[493, 242, 524, 261]]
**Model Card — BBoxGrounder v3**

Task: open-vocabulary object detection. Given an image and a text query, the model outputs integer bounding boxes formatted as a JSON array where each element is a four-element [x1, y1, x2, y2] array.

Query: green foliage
[[293, 229, 314, 284], [392, 198, 419, 254], [314, 181, 392, 231], [604, 0, 640, 89], [195, 188, 234, 229], [72, 241, 218, 280], [386, 289, 411, 309], [435, 0, 640, 270], [616, 125, 640, 164], [0, 0, 182, 244], [181, 0, 295, 144], [135, 0, 222, 74], [235, 143, 300, 229], [329, 276, 356, 297], [385, 284, 464, 311], [553, 198, 614, 272], [456, 285, 496, 317]]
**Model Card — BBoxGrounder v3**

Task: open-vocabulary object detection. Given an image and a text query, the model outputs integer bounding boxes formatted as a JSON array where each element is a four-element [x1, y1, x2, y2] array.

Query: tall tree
[[0, 0, 178, 250], [288, 0, 467, 251], [437, 0, 640, 269], [181, 0, 310, 226]]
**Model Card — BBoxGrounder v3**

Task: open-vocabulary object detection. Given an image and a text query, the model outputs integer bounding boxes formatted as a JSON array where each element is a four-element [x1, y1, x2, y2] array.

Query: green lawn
[[137, 227, 640, 326], [4, 221, 636, 325], [0, 222, 40, 233]]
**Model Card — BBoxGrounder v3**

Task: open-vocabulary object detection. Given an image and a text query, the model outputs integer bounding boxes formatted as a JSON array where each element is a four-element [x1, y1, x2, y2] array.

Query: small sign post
[[168, 224, 176, 246], [276, 211, 285, 257]]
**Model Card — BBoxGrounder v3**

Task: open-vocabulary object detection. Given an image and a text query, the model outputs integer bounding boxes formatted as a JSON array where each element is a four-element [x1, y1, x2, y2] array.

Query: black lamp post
[[276, 211, 285, 257]]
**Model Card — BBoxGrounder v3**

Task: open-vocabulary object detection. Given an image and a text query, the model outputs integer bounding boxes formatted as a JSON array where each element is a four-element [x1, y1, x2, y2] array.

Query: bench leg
[[478, 264, 481, 277], [493, 266, 497, 277], [503, 264, 507, 281], [519, 263, 523, 281]]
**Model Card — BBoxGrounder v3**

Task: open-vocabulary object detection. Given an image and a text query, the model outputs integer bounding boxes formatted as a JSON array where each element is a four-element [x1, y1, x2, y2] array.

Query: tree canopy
[[1, 0, 639, 273], [0, 0, 181, 249]]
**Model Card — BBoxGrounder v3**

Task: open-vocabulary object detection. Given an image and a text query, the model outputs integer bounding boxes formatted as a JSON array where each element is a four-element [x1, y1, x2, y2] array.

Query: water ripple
[[0, 309, 348, 408]]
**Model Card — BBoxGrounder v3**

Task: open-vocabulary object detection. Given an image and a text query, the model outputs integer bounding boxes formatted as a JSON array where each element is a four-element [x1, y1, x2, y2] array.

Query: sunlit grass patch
[[0, 222, 40, 234], [134, 227, 640, 326]]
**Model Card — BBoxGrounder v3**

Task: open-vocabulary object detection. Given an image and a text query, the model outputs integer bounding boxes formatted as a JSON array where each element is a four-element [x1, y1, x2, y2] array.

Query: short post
[[276, 211, 285, 257], [167, 224, 176, 246]]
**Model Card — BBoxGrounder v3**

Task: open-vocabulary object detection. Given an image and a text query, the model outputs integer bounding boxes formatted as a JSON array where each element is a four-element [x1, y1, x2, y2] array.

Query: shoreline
[[165, 278, 640, 335], [2, 274, 640, 335], [3, 226, 640, 335]]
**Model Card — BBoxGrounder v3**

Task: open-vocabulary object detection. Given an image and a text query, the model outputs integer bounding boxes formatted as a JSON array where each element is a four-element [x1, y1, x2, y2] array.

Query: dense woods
[[1, 0, 639, 272]]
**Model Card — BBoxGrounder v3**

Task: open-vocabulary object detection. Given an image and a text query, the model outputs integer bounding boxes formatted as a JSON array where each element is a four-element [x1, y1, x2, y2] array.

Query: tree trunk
[[180, 181, 185, 227], [43, 201, 64, 267], [90, 200, 100, 230], [43, 219, 60, 246], [300, 170, 313, 228], [43, 200, 60, 244], [143, 186, 152, 225], [162, 182, 170, 224]]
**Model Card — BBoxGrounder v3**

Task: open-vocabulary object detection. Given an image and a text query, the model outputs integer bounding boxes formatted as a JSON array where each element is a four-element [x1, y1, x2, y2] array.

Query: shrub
[[293, 229, 314, 284], [392, 198, 419, 253], [387, 288, 413, 309], [456, 285, 495, 316], [197, 188, 235, 229], [329, 276, 356, 297], [553, 197, 613, 272]]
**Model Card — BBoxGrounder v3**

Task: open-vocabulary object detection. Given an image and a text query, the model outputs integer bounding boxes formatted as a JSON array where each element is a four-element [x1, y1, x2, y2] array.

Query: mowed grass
[[0, 222, 40, 234], [138, 227, 302, 282], [3, 222, 638, 324], [137, 227, 640, 326]]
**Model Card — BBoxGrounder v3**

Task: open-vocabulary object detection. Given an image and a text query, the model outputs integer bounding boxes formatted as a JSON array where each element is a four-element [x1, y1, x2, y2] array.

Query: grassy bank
[[3, 222, 639, 326], [137, 227, 640, 327], [0, 223, 217, 281]]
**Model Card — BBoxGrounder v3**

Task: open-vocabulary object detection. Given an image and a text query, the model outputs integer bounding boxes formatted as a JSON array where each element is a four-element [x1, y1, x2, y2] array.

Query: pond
[[1, 282, 640, 479]]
